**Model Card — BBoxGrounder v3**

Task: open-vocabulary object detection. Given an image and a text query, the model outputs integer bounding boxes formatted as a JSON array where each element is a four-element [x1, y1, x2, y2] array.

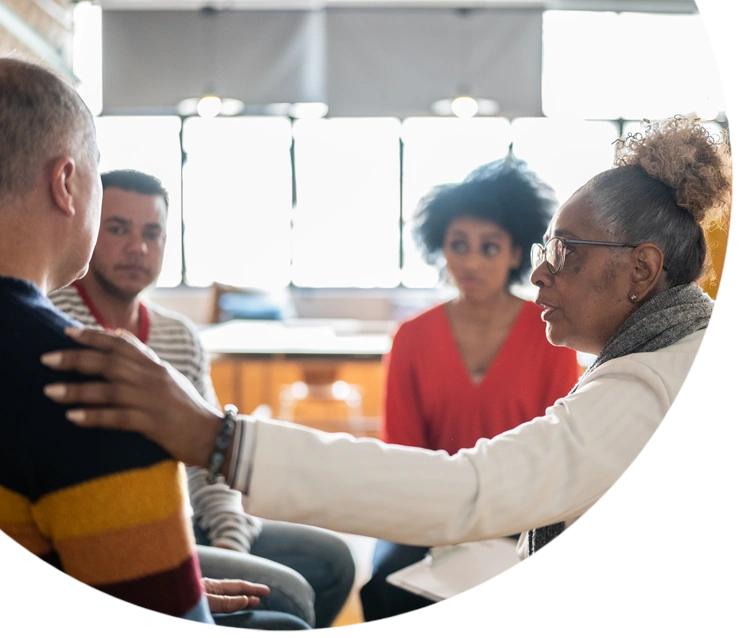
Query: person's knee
[[331, 538, 356, 588], [303, 530, 356, 592], [196, 545, 316, 627]]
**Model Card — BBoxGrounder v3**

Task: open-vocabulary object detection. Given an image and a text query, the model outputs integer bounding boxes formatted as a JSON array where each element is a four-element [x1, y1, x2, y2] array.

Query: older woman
[[42, 115, 731, 566], [365, 155, 579, 620]]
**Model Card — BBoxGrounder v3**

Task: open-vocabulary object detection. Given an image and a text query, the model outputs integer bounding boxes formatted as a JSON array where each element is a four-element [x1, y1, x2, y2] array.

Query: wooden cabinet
[[210, 356, 385, 438]]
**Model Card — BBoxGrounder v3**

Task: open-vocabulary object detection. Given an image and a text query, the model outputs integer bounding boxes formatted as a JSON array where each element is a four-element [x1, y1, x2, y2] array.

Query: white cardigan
[[236, 330, 704, 557]]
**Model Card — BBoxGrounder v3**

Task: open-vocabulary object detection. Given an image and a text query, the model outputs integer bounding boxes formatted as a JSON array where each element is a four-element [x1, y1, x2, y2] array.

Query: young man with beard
[[49, 169, 355, 629]]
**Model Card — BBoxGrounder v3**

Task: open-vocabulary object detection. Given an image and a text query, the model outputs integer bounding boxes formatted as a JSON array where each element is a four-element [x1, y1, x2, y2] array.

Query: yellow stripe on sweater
[[55, 508, 196, 585], [0, 486, 54, 555], [0, 485, 34, 523], [31, 460, 187, 540]]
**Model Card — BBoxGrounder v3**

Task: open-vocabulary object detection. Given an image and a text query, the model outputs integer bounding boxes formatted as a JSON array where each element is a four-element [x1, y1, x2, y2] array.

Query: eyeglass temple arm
[[561, 238, 667, 271], [560, 239, 639, 248]]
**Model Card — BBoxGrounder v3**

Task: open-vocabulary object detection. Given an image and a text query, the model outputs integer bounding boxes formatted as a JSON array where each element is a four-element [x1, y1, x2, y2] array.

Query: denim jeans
[[195, 518, 355, 628], [359, 540, 434, 621], [182, 595, 215, 624]]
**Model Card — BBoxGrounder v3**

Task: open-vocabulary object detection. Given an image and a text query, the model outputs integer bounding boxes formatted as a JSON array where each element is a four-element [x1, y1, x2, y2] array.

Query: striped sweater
[[0, 276, 211, 622], [49, 283, 262, 552]]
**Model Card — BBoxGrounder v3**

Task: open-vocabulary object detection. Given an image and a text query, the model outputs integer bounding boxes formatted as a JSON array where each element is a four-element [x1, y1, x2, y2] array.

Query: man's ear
[[629, 242, 665, 301], [50, 156, 77, 217]]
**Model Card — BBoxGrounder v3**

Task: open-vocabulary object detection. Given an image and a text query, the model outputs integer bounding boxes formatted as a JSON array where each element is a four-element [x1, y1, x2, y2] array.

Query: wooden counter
[[200, 320, 393, 437]]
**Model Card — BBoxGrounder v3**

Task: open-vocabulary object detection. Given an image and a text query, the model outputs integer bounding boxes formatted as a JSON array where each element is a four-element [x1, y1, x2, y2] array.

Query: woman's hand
[[201, 577, 269, 614], [41, 327, 222, 467]]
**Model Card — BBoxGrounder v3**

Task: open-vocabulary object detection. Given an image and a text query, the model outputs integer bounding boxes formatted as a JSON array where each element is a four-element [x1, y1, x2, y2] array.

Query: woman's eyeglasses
[[531, 237, 638, 275]]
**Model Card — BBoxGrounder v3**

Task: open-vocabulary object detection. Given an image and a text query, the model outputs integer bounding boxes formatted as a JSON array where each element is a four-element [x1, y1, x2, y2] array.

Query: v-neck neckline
[[441, 299, 528, 389], [73, 281, 151, 344]]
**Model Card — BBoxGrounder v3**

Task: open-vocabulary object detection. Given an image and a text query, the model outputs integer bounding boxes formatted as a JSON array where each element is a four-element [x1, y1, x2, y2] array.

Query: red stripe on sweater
[[97, 553, 203, 618]]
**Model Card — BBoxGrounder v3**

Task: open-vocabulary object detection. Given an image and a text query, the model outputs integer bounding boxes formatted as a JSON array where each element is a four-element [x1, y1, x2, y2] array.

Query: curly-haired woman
[[362, 155, 581, 620]]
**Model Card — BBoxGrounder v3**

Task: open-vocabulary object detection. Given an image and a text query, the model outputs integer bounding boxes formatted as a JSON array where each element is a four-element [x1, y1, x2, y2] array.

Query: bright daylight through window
[[75, 6, 725, 290]]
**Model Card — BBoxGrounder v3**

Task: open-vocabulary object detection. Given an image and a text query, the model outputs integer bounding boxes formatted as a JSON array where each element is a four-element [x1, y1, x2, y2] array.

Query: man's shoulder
[[146, 301, 200, 337], [47, 284, 84, 313], [2, 282, 83, 355], [0, 283, 172, 501], [144, 302, 207, 376], [47, 285, 98, 327]]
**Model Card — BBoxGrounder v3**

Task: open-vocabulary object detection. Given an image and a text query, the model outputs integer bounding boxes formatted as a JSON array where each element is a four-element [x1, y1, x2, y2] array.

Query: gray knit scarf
[[526, 283, 714, 555]]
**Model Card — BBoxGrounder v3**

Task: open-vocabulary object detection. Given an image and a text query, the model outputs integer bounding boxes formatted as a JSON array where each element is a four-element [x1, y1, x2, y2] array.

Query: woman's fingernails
[[40, 352, 62, 366], [64, 327, 83, 337], [66, 410, 86, 424], [43, 384, 66, 400]]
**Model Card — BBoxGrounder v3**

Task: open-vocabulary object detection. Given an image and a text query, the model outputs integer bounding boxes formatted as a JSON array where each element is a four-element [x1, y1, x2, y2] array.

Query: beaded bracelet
[[206, 404, 238, 484]]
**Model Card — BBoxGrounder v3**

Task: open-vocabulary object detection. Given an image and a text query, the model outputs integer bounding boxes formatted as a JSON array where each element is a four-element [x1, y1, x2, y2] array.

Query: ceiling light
[[197, 95, 221, 118], [431, 9, 500, 118], [174, 8, 245, 119], [177, 95, 245, 118], [431, 96, 499, 118], [451, 96, 478, 118]]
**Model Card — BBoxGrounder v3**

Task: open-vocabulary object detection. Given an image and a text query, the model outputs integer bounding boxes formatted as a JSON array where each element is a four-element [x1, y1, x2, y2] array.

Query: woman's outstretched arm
[[40, 326, 681, 550]]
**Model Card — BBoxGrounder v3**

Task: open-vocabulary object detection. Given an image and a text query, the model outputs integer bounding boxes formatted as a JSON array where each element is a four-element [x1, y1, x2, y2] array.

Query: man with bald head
[[0, 55, 276, 626]]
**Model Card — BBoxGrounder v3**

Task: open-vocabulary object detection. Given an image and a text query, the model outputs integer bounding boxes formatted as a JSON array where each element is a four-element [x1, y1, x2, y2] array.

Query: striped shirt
[[49, 283, 262, 552], [0, 276, 211, 622]]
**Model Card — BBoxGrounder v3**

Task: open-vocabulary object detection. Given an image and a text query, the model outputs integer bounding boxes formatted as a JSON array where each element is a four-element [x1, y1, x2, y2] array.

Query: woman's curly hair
[[583, 114, 732, 288], [412, 152, 558, 286]]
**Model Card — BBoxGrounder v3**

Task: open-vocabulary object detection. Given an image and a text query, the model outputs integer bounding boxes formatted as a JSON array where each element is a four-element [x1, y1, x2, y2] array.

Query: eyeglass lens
[[546, 238, 565, 273], [531, 244, 544, 270], [531, 238, 567, 274]]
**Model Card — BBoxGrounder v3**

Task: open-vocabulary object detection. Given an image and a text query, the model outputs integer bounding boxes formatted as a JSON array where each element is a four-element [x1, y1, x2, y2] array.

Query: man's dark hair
[[101, 169, 169, 210], [412, 153, 558, 286]]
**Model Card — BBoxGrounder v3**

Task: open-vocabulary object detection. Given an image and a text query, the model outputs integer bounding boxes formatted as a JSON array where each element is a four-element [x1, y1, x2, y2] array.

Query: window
[[87, 9, 724, 291], [181, 117, 293, 289], [511, 118, 620, 206], [542, 11, 621, 120], [617, 12, 724, 121], [94, 116, 183, 287], [400, 117, 512, 288], [291, 118, 401, 288], [542, 11, 724, 120], [73, 1, 102, 116]]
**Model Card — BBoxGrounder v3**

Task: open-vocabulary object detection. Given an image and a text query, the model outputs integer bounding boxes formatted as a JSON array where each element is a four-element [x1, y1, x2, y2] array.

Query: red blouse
[[381, 301, 581, 454]]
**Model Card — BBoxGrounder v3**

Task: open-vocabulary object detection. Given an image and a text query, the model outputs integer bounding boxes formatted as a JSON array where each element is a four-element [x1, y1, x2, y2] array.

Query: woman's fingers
[[64, 407, 153, 434], [41, 325, 226, 467], [63, 326, 161, 364], [41, 348, 147, 383], [43, 380, 144, 407], [64, 403, 222, 468]]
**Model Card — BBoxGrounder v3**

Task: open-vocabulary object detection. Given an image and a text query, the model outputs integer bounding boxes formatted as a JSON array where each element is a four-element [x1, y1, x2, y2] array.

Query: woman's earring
[[630, 294, 638, 302]]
